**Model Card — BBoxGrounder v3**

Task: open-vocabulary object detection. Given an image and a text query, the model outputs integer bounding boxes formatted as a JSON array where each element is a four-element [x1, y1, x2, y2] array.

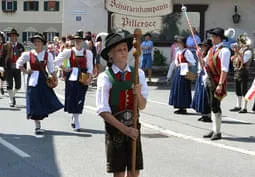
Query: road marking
[[148, 99, 254, 124], [0, 137, 31, 158], [141, 121, 255, 157], [56, 91, 255, 156]]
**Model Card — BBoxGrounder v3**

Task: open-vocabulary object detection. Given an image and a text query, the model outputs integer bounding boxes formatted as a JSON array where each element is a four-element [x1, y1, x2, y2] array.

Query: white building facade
[[1, 0, 254, 60]]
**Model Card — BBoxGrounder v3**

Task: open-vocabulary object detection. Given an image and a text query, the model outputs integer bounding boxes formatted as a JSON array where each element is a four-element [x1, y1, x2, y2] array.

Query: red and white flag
[[245, 78, 255, 101]]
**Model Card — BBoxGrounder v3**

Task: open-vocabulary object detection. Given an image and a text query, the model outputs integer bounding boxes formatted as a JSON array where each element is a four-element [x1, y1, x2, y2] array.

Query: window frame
[[43, 32, 59, 42], [23, 1, 39, 12], [44, 1, 59, 12], [2, 0, 17, 12]]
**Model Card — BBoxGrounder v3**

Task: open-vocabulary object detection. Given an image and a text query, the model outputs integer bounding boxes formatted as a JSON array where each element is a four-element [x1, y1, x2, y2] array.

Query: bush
[[153, 48, 167, 66]]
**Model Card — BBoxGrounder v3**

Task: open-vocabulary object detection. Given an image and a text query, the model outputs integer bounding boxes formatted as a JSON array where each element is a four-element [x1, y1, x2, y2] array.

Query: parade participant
[[203, 28, 231, 140], [191, 39, 212, 122], [54, 30, 93, 131], [141, 32, 153, 82], [1, 29, 25, 107], [16, 33, 63, 134], [96, 32, 148, 177], [169, 35, 196, 114], [0, 31, 6, 95], [245, 78, 255, 112], [166, 42, 178, 82], [95, 36, 102, 77], [229, 35, 252, 113]]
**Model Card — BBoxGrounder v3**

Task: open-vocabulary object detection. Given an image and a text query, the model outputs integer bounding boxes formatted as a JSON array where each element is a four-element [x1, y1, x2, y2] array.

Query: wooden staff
[[132, 28, 142, 176]]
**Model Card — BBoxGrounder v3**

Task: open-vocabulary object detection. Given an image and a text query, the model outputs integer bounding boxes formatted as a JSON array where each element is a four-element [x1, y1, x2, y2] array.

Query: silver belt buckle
[[123, 111, 132, 121]]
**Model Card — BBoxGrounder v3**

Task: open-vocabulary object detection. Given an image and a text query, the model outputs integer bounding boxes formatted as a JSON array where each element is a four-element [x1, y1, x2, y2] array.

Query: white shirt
[[16, 49, 55, 73], [206, 42, 231, 72], [240, 48, 252, 64], [174, 48, 196, 66], [54, 47, 93, 74], [96, 64, 148, 115]]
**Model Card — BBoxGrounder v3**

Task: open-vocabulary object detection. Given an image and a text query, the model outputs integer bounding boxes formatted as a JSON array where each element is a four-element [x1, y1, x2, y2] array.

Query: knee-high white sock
[[242, 98, 248, 110], [8, 90, 13, 104], [236, 96, 242, 108], [73, 114, 80, 129], [214, 113, 222, 134], [34, 120, 41, 129]]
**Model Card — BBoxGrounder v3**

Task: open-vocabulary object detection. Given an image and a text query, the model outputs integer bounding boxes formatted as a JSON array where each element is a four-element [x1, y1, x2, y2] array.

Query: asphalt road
[[0, 80, 254, 177]]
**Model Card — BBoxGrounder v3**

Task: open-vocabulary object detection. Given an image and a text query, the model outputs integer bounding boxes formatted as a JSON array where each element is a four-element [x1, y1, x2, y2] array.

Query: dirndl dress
[[64, 69, 88, 114], [26, 72, 63, 120], [191, 70, 210, 114], [169, 67, 191, 108]]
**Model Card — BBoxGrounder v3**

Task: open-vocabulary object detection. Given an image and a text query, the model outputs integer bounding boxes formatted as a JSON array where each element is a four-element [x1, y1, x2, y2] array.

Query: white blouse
[[54, 47, 93, 74], [174, 48, 196, 66], [16, 49, 55, 74], [96, 64, 148, 115]]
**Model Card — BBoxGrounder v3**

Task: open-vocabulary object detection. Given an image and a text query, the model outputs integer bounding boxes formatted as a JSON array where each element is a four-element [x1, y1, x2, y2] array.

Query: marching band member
[[1, 29, 25, 107], [191, 39, 212, 122], [96, 32, 148, 177], [16, 33, 63, 134], [169, 35, 196, 114], [203, 28, 231, 140], [229, 34, 252, 113], [54, 30, 93, 131]]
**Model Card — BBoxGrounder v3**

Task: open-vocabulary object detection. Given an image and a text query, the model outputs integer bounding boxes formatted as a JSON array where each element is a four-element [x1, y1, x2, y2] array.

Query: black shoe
[[35, 128, 45, 135], [211, 133, 222, 140], [202, 116, 212, 123], [203, 131, 214, 138], [174, 109, 187, 114], [0, 88, 4, 95], [239, 109, 247, 113], [198, 116, 205, 121], [9, 103, 15, 107], [229, 107, 241, 112], [13, 97, 16, 106], [74, 128, 81, 132]]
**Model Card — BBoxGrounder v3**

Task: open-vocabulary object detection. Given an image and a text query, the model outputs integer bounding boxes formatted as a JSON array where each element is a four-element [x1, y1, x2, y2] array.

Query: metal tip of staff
[[181, 5, 187, 12]]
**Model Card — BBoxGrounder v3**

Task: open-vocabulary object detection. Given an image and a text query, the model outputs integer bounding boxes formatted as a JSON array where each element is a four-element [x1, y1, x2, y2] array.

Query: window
[[2, 0, 17, 12], [43, 32, 59, 42], [44, 1, 59, 11], [22, 31, 36, 43], [24, 1, 39, 11]]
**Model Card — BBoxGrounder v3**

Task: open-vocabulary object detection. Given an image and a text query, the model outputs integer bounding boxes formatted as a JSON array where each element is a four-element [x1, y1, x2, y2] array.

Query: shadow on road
[[0, 130, 92, 177], [223, 136, 255, 143], [222, 120, 254, 125]]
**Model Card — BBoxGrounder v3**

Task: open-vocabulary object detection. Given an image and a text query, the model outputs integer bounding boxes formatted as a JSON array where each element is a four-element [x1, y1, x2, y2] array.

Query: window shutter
[[2, 0, 6, 11], [56, 1, 59, 11], [13, 0, 17, 11], [22, 32, 27, 42], [43, 32, 48, 41], [24, 2, 27, 11], [35, 1, 39, 11], [44, 1, 48, 11]]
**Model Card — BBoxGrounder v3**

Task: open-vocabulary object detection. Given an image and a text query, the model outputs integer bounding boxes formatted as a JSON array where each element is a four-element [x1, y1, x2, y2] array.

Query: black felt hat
[[101, 33, 133, 61], [73, 30, 84, 40], [207, 27, 225, 38], [174, 35, 186, 45], [8, 28, 19, 37], [31, 33, 47, 45]]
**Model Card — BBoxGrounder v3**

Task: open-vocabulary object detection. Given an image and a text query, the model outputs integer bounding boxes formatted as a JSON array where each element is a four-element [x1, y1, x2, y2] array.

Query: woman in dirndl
[[16, 33, 63, 134], [54, 30, 93, 131], [169, 35, 196, 114], [191, 39, 212, 122]]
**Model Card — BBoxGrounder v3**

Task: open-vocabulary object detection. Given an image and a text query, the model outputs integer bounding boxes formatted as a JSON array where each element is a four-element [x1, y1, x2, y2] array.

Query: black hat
[[31, 33, 47, 45], [8, 28, 19, 37], [73, 30, 84, 40], [144, 32, 152, 38], [207, 27, 225, 38], [101, 33, 133, 61], [174, 35, 186, 45], [198, 39, 212, 47]]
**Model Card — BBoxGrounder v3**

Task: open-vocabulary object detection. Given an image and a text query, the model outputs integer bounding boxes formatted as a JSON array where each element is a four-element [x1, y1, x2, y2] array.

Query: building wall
[[62, 0, 108, 36], [0, 0, 63, 42]]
